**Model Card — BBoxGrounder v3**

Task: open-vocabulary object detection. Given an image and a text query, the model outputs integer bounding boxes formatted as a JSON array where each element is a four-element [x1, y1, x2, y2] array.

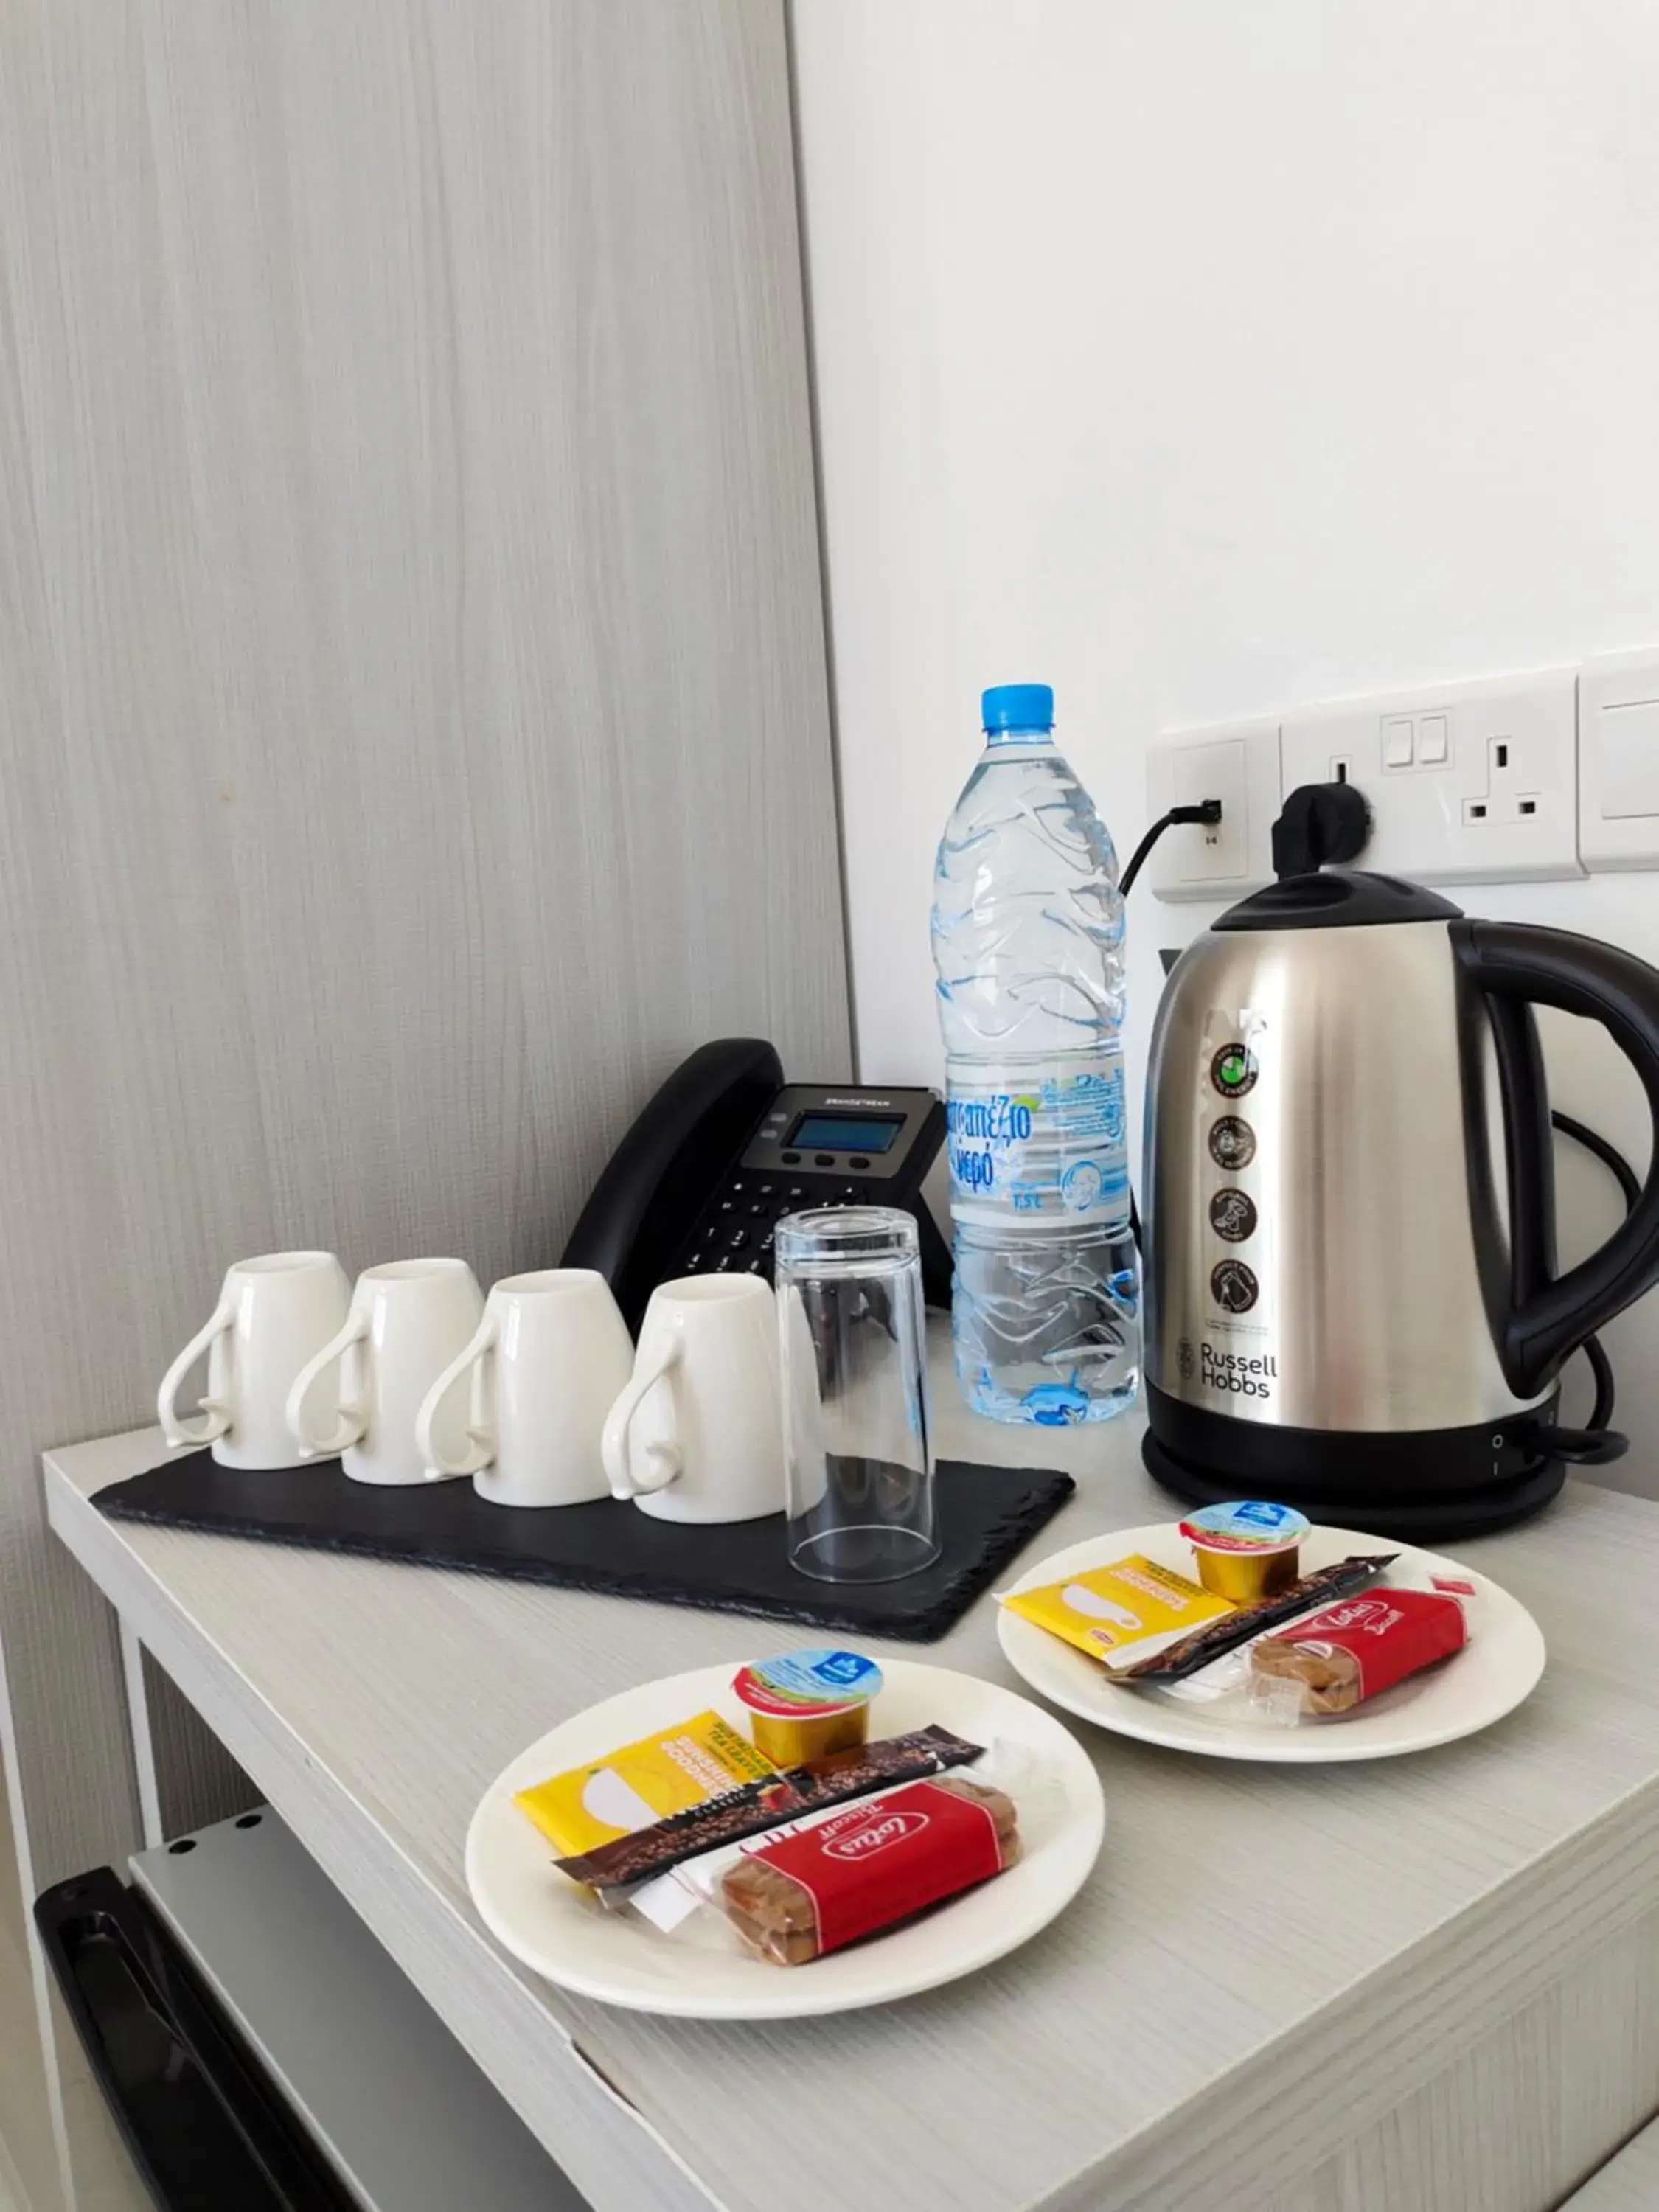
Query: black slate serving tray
[[95, 1450, 1075, 1643]]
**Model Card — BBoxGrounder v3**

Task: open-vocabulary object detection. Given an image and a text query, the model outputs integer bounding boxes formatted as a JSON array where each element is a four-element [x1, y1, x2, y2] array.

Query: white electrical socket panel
[[1279, 669, 1582, 886], [1144, 720, 1281, 900], [1579, 650, 1659, 872]]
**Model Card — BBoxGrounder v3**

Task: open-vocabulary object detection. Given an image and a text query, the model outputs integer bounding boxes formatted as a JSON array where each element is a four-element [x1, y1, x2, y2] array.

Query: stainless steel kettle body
[[1142, 869, 1659, 1537]]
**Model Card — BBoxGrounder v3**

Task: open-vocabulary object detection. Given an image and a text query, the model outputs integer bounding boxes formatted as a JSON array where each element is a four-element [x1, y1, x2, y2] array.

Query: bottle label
[[945, 1059, 1128, 1222]]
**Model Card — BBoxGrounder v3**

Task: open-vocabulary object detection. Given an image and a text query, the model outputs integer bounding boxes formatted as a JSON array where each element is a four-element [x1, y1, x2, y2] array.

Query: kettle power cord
[[1550, 1112, 1639, 1450], [1554, 1110, 1641, 1214], [1119, 799, 1227, 1248]]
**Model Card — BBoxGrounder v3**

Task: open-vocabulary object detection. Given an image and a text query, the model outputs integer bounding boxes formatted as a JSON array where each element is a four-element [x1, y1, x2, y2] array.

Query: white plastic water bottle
[[930, 684, 1140, 1423]]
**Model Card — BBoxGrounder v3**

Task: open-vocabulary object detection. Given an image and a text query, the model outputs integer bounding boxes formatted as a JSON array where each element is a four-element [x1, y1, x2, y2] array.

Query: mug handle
[[414, 1312, 499, 1481], [601, 1339, 684, 1500], [285, 1310, 370, 1458], [156, 1298, 235, 1447]]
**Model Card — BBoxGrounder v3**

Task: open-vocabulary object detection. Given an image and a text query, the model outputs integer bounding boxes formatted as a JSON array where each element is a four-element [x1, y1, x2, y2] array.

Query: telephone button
[[748, 1203, 768, 1217], [685, 1251, 705, 1269], [728, 1229, 749, 1250], [757, 1183, 774, 1196], [701, 1224, 720, 1245], [760, 1231, 775, 1253], [840, 1183, 859, 1199], [814, 1153, 835, 1166], [718, 1199, 737, 1214], [781, 1150, 801, 1164], [716, 1256, 734, 1271], [849, 1156, 871, 1169], [787, 1185, 805, 1200]]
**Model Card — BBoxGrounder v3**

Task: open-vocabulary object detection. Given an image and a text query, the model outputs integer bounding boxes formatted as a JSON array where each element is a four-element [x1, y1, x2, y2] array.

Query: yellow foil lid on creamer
[[999, 1555, 1235, 1662], [515, 1711, 777, 1858]]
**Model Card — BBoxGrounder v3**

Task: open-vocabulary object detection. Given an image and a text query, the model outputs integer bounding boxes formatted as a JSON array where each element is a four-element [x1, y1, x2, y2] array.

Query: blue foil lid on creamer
[[1180, 1500, 1310, 1553], [732, 1649, 884, 1767], [736, 1649, 883, 1714]]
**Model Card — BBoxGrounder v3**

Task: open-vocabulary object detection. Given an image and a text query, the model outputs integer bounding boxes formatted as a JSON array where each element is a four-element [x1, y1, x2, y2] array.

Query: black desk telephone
[[560, 1038, 950, 1332]]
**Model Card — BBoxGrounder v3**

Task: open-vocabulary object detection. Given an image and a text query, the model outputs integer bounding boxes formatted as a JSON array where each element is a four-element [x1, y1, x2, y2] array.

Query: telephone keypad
[[670, 1097, 940, 1295], [678, 1175, 848, 1287]]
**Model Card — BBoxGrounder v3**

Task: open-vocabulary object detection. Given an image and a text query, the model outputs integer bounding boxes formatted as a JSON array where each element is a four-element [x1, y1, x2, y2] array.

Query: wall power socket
[[1279, 669, 1581, 886], [1149, 668, 1586, 899], [1464, 736, 1543, 829]]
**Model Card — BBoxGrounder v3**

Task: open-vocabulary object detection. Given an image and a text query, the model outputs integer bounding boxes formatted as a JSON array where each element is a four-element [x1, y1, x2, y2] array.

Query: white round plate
[[465, 1658, 1105, 2018], [997, 1523, 1546, 1762]]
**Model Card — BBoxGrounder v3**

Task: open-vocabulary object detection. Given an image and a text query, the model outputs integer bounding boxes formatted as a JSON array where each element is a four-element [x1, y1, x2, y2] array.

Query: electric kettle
[[1142, 869, 1659, 1538]]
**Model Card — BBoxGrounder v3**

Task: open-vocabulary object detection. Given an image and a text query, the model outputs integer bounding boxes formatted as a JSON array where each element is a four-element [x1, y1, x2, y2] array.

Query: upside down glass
[[775, 1208, 939, 1583]]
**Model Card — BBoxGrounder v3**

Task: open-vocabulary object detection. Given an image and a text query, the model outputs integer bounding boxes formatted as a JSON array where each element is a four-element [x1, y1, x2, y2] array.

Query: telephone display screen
[[787, 1113, 904, 1155]]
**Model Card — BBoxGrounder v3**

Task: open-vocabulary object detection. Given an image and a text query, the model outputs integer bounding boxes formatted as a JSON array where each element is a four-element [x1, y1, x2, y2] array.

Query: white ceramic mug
[[158, 1251, 352, 1469], [413, 1270, 633, 1506], [286, 1259, 484, 1486], [602, 1275, 783, 1523]]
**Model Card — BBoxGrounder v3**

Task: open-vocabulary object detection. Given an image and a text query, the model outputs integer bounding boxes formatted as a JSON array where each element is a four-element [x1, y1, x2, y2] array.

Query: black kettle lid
[[1214, 869, 1465, 931]]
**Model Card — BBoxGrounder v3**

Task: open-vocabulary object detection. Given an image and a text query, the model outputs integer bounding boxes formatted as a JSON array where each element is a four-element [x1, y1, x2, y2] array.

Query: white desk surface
[[43, 1326, 1659, 2212]]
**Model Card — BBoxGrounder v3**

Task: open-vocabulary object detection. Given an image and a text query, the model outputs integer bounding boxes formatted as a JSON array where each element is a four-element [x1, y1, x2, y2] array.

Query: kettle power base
[[1141, 1430, 1565, 1545], [1141, 1380, 1570, 1542], [93, 1449, 1075, 1644]]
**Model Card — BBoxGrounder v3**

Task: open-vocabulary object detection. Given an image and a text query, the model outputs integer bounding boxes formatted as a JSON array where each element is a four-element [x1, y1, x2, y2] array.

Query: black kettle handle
[[1453, 918, 1659, 1397]]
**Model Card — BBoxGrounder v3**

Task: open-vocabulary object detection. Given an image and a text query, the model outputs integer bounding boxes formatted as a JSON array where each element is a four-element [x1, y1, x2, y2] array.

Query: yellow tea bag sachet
[[515, 1710, 778, 1857], [1000, 1555, 1234, 1663]]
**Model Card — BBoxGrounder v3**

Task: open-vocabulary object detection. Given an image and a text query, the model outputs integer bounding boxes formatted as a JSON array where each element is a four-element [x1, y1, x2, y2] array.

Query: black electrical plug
[[1270, 782, 1371, 879]]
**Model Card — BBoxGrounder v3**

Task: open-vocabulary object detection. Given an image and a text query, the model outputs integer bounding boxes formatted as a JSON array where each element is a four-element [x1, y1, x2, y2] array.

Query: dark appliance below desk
[[38, 1806, 587, 2212], [35, 1868, 355, 2212]]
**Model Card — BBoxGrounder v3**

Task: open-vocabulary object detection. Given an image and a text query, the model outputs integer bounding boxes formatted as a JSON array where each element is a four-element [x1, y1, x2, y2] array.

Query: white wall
[[793, 0, 1659, 1475]]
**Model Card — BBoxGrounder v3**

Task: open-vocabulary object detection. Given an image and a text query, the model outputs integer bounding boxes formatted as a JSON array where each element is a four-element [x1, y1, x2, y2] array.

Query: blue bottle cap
[[981, 683, 1054, 737]]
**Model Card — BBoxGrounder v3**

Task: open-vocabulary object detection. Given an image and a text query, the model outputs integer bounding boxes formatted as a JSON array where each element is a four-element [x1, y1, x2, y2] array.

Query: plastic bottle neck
[[984, 730, 1057, 751]]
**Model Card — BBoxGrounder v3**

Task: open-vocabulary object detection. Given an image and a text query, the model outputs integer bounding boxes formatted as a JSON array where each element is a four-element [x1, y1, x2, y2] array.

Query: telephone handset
[[560, 1038, 950, 1332]]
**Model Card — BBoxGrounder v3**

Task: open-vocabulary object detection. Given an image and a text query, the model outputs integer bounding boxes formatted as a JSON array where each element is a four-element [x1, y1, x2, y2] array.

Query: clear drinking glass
[[775, 1208, 939, 1584]]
